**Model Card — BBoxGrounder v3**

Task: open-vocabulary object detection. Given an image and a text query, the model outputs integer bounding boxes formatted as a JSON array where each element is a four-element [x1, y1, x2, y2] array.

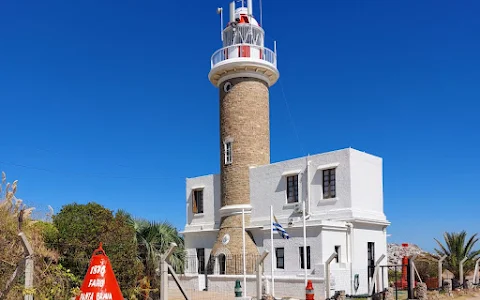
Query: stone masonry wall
[[211, 77, 270, 271], [219, 77, 270, 207]]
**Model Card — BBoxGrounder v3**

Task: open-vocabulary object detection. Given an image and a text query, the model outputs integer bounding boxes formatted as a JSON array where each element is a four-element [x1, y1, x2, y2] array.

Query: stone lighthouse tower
[[208, 0, 279, 274]]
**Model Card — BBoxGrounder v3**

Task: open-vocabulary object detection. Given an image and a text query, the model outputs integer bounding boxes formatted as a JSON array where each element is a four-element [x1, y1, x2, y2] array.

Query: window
[[299, 246, 311, 269], [218, 254, 226, 274], [192, 189, 203, 214], [286, 175, 299, 203], [323, 168, 336, 199], [197, 248, 205, 274], [367, 242, 375, 278], [334, 245, 341, 263], [224, 141, 232, 164], [275, 248, 284, 269]]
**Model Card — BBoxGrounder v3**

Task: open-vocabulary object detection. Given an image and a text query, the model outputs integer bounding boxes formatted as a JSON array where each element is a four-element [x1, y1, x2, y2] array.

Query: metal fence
[[184, 254, 261, 276], [377, 264, 409, 300]]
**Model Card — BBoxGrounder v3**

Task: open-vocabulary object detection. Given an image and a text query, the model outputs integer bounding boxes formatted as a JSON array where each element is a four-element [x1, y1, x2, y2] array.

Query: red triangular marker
[[76, 242, 124, 300]]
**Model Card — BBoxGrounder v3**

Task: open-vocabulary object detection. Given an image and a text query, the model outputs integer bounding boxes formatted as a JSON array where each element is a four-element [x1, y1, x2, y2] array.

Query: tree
[[415, 254, 438, 281], [122, 212, 185, 299], [52, 202, 143, 297], [434, 231, 480, 279]]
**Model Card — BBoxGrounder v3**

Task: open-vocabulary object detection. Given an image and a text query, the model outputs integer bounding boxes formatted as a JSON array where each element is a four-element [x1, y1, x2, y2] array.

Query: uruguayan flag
[[272, 215, 289, 239]]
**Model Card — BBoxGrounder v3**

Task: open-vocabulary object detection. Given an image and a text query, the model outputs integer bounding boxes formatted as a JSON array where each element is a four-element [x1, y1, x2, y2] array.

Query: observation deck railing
[[211, 44, 277, 69]]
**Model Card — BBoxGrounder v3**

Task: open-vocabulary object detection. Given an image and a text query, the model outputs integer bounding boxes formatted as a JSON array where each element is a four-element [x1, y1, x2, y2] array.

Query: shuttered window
[[192, 189, 203, 214]]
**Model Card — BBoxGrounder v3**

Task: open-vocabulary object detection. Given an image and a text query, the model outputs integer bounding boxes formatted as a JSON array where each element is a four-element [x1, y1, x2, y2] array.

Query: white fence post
[[368, 254, 386, 297], [256, 250, 269, 300], [19, 232, 34, 300], [460, 256, 468, 286], [325, 252, 338, 299], [160, 242, 177, 300], [473, 258, 480, 285], [438, 255, 447, 288]]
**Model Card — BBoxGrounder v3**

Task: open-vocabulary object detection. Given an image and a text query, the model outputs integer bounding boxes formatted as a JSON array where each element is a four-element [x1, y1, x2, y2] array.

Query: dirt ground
[[431, 290, 480, 300]]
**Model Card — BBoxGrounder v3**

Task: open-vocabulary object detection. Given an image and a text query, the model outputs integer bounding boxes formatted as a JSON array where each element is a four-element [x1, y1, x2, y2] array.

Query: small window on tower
[[192, 189, 204, 214], [224, 141, 232, 165]]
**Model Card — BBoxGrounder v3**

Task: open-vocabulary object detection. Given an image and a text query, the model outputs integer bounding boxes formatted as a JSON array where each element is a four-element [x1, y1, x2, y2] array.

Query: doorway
[[367, 242, 375, 293]]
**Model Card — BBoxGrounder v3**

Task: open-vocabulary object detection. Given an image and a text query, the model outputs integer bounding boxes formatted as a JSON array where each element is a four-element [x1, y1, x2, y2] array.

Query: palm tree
[[434, 231, 480, 279], [119, 210, 185, 299]]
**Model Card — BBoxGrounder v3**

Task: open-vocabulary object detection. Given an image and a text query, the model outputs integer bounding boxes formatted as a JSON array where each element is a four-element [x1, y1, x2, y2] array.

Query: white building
[[182, 148, 390, 297], [179, 0, 390, 298]]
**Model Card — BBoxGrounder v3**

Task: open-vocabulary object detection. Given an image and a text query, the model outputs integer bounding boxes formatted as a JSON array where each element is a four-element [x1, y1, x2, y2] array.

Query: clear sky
[[0, 0, 478, 252]]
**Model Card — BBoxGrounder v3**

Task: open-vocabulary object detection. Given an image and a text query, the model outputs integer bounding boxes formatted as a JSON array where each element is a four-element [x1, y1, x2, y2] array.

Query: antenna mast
[[259, 0, 263, 26], [217, 7, 224, 41]]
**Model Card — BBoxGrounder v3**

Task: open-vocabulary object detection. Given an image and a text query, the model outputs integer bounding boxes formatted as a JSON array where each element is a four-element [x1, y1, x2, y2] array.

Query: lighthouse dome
[[234, 7, 259, 26]]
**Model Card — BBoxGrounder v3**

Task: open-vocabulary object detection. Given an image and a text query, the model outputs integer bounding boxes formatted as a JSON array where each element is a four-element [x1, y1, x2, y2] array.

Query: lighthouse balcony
[[209, 44, 279, 87]]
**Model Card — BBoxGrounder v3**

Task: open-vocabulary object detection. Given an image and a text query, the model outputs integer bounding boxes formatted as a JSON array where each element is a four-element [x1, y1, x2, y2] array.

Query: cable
[[279, 78, 306, 156], [0, 160, 177, 180]]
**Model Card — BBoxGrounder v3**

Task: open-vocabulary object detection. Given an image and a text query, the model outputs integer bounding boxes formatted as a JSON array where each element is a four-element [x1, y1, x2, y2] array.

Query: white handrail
[[211, 44, 277, 68]]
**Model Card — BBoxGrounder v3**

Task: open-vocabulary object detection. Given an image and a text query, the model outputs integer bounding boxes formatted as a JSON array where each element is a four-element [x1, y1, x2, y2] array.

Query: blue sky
[[0, 0, 478, 252]]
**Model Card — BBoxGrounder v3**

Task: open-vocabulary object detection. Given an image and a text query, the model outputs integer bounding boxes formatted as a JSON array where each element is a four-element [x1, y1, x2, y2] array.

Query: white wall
[[349, 149, 387, 221], [181, 147, 390, 296], [183, 230, 218, 274], [259, 226, 323, 278], [351, 223, 388, 295], [184, 174, 221, 232], [184, 147, 388, 232], [249, 148, 353, 227], [168, 274, 325, 299], [183, 174, 221, 275]]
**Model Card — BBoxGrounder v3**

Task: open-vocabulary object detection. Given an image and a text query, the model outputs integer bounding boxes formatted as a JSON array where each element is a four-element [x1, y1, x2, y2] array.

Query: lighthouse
[[209, 0, 280, 274]]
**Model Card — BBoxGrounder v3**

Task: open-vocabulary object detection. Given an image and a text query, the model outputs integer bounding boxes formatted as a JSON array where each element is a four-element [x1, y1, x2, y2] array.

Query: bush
[[415, 255, 438, 281], [0, 172, 79, 300], [51, 202, 143, 297]]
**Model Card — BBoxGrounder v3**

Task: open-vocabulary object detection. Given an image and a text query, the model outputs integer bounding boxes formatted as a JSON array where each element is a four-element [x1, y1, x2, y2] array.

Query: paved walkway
[[168, 286, 235, 300]]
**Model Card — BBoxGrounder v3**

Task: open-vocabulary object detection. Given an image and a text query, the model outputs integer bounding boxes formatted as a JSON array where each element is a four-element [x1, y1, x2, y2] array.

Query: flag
[[272, 215, 289, 239]]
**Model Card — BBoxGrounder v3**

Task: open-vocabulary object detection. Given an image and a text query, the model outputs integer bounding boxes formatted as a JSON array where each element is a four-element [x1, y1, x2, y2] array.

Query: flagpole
[[270, 205, 275, 296], [302, 200, 307, 287], [242, 208, 247, 296]]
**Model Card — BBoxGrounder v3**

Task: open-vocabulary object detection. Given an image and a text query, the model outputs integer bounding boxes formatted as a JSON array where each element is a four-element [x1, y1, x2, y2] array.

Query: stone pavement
[[168, 285, 236, 300]]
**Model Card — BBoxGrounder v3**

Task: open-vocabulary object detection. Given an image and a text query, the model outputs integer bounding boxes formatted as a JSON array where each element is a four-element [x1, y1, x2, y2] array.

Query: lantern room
[[208, 0, 280, 88]]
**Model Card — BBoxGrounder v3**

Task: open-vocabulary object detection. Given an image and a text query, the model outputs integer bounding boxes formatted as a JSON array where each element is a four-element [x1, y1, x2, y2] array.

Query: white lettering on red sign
[[88, 278, 105, 288], [79, 292, 94, 300], [96, 292, 113, 300], [89, 265, 106, 277]]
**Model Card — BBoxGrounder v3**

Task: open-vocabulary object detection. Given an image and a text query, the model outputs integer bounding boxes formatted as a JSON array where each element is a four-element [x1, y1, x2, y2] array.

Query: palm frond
[[433, 231, 480, 279]]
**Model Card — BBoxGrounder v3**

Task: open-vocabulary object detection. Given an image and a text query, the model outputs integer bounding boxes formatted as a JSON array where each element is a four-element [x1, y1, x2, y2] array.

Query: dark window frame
[[197, 248, 205, 274], [335, 245, 340, 263], [218, 254, 226, 275], [286, 175, 299, 203], [299, 246, 311, 269], [224, 141, 232, 164], [276, 247, 285, 269], [323, 168, 336, 199]]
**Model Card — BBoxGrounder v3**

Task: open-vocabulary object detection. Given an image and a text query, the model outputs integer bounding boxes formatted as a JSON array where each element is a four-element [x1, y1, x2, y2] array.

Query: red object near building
[[306, 280, 314, 300], [76, 242, 123, 300], [402, 256, 409, 282], [394, 244, 410, 289], [426, 277, 439, 289]]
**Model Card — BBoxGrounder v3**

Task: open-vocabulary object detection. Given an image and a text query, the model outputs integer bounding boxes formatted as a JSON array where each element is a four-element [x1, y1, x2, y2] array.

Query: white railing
[[211, 44, 277, 68]]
